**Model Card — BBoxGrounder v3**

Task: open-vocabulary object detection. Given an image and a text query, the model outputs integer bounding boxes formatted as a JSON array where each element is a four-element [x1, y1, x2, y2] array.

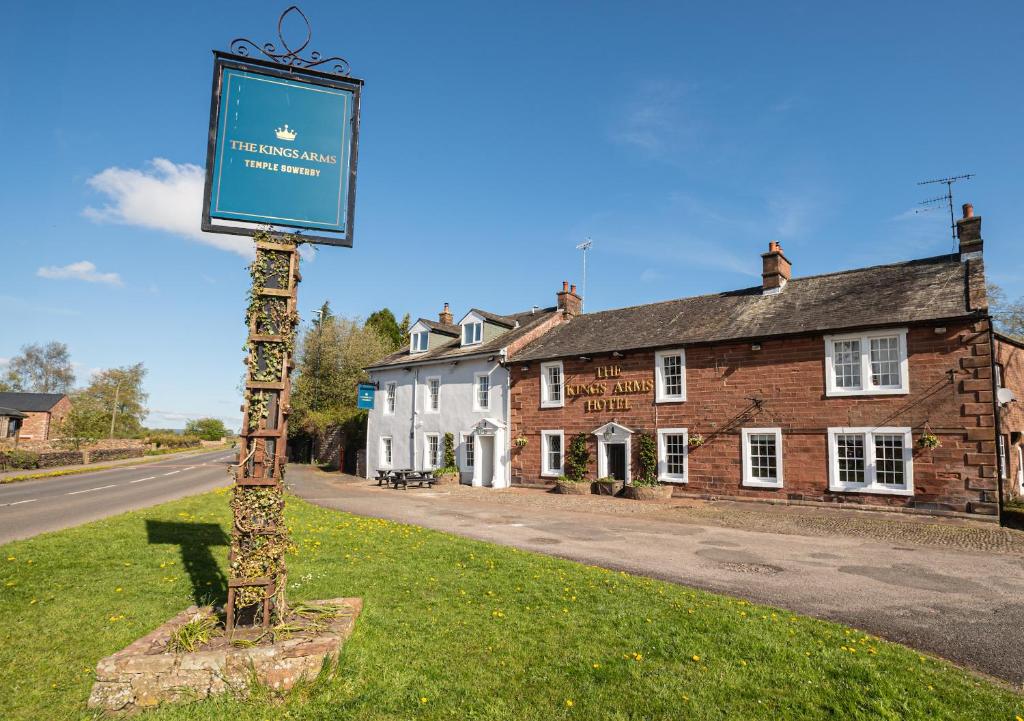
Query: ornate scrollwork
[[229, 5, 351, 76]]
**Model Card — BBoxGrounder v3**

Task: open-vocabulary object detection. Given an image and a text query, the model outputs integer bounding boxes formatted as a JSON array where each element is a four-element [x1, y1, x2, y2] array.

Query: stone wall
[[510, 320, 998, 516]]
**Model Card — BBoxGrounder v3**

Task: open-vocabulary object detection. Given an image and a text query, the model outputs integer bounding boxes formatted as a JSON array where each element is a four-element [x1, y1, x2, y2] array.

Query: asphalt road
[[289, 466, 1024, 687], [0, 449, 236, 544]]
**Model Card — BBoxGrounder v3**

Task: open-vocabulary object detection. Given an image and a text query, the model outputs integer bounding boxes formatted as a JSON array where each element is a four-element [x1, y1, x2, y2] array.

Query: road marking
[[163, 470, 181, 476], [1, 499, 37, 507], [130, 476, 156, 484], [67, 484, 116, 496], [183, 466, 196, 471]]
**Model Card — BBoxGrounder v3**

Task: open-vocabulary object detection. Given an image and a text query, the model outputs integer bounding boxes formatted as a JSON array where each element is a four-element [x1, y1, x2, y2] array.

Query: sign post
[[203, 5, 362, 629]]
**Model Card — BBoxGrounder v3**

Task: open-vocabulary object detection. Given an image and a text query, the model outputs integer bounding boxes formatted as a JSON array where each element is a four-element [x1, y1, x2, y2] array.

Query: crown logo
[[275, 124, 297, 141]]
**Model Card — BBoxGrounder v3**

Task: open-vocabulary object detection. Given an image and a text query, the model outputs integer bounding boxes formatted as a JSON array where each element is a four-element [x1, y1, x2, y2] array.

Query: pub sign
[[202, 53, 362, 247], [356, 383, 375, 410]]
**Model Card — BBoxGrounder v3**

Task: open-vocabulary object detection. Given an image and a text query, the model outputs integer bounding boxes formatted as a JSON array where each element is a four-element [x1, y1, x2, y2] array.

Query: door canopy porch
[[592, 421, 633, 444]]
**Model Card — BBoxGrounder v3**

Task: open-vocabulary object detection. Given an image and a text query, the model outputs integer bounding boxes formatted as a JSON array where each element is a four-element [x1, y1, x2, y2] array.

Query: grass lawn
[[1, 491, 1021, 720]]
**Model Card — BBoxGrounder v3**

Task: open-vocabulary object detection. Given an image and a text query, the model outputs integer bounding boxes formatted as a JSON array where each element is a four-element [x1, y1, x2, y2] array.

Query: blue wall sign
[[203, 55, 362, 247], [357, 383, 375, 410]]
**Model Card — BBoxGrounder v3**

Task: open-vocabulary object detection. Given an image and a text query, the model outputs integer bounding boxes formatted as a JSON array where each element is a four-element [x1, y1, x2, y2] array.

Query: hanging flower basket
[[688, 434, 706, 448], [513, 436, 529, 448], [917, 432, 941, 450]]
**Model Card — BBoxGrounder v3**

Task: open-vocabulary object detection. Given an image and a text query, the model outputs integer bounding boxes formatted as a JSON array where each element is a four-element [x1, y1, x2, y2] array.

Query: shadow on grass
[[146, 520, 229, 607]]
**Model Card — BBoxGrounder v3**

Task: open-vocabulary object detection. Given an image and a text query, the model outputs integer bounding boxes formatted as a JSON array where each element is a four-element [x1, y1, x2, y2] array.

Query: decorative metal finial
[[229, 5, 351, 76]]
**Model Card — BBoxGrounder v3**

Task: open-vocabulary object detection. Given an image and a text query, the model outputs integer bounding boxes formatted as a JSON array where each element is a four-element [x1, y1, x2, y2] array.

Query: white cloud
[[611, 80, 698, 155], [84, 158, 254, 257], [37, 260, 122, 286]]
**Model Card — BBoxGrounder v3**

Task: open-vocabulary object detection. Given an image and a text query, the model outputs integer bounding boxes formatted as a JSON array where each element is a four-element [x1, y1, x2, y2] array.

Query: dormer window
[[463, 322, 483, 346], [411, 330, 429, 353]]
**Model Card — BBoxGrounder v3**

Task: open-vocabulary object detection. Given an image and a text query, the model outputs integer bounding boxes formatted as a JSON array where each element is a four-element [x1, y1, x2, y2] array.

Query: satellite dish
[[997, 387, 1016, 405]]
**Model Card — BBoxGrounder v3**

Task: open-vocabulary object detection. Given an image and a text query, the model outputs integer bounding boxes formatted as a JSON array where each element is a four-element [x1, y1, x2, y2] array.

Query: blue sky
[[2, 1, 1021, 429]]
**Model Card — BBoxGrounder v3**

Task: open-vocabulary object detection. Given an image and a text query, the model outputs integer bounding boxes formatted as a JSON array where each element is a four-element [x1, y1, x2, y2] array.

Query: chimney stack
[[956, 202, 983, 261], [761, 241, 792, 295], [556, 280, 582, 317], [439, 302, 453, 326]]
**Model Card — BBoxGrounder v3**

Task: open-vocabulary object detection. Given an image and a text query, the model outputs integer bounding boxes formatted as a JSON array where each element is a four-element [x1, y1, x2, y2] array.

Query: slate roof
[[368, 307, 559, 370], [467, 308, 517, 328], [0, 392, 67, 412], [415, 319, 460, 336], [0, 407, 28, 419], [512, 254, 982, 362]]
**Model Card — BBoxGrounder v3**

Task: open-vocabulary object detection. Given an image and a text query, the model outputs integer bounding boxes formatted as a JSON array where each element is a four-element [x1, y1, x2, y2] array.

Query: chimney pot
[[956, 202, 982, 260], [557, 280, 582, 317], [438, 302, 453, 326], [761, 241, 792, 294]]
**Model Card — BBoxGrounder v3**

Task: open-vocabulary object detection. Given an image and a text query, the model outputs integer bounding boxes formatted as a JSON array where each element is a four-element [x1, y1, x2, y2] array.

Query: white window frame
[[824, 329, 909, 396], [655, 349, 686, 403], [379, 436, 393, 468], [741, 428, 784, 488], [461, 432, 474, 470], [473, 372, 490, 411], [999, 434, 1009, 480], [540, 430, 565, 477], [410, 330, 429, 354], [384, 382, 397, 416], [540, 361, 564, 408], [462, 321, 483, 346], [827, 427, 914, 495], [423, 432, 440, 470], [656, 428, 689, 483], [425, 376, 440, 414]]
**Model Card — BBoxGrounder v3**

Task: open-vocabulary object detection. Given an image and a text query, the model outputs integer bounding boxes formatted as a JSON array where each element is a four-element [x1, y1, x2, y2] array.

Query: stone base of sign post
[[87, 598, 361, 713]]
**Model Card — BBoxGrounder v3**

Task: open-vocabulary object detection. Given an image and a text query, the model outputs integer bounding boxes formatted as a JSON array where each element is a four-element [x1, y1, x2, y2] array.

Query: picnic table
[[375, 469, 435, 490]]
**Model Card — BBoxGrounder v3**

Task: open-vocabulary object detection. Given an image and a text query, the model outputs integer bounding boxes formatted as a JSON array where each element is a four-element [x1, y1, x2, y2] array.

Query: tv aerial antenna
[[575, 238, 593, 313], [916, 174, 974, 248]]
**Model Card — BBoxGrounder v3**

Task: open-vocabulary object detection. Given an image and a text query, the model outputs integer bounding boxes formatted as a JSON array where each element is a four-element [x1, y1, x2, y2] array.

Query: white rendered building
[[365, 285, 580, 487]]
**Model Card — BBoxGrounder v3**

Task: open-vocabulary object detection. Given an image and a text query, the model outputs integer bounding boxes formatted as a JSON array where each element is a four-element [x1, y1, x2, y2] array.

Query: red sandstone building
[[508, 205, 1022, 518], [0, 392, 71, 442]]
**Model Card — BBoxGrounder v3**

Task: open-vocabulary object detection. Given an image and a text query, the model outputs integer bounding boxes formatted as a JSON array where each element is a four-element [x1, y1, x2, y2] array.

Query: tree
[[6, 341, 75, 392], [398, 313, 411, 341], [58, 395, 107, 450], [185, 417, 228, 441], [77, 363, 149, 438], [365, 308, 404, 350], [564, 433, 592, 482], [290, 315, 392, 435], [988, 283, 1024, 340]]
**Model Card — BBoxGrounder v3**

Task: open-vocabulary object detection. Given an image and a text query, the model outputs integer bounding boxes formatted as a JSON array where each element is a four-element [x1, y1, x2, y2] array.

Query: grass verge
[[0, 492, 1021, 720]]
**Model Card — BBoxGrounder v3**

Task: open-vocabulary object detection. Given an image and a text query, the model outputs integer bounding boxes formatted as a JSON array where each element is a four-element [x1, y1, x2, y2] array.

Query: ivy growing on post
[[227, 231, 300, 628]]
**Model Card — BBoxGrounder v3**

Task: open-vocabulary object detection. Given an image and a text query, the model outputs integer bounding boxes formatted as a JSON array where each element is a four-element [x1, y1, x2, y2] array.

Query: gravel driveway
[[288, 466, 1024, 687]]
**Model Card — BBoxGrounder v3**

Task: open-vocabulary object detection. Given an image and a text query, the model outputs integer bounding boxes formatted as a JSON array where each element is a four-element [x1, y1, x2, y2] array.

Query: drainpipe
[[500, 352, 511, 487], [411, 369, 419, 470], [988, 315, 1005, 526]]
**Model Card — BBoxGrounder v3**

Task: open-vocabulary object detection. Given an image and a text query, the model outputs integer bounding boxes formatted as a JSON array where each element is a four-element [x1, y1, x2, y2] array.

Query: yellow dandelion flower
[[691, 655, 701, 662], [565, 699, 574, 707], [420, 697, 428, 704]]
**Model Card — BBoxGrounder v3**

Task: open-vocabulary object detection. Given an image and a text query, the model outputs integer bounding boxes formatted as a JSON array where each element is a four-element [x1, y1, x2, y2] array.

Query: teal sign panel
[[204, 56, 362, 245], [357, 383, 375, 410]]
